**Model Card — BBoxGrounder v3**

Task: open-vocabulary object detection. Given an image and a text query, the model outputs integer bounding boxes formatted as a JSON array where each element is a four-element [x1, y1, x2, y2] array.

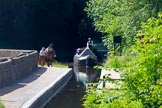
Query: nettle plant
[[83, 13, 162, 108], [125, 13, 162, 107]]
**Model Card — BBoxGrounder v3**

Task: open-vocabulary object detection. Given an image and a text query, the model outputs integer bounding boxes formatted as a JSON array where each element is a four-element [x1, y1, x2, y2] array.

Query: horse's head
[[45, 48, 56, 59]]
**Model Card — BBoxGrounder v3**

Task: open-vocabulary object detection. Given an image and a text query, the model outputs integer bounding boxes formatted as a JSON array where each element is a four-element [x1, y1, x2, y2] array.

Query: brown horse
[[45, 48, 56, 67]]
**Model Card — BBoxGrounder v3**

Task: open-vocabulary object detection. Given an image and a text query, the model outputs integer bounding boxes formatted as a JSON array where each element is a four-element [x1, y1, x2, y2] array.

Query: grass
[[104, 55, 135, 69], [0, 101, 4, 108], [52, 61, 69, 68], [38, 61, 69, 68]]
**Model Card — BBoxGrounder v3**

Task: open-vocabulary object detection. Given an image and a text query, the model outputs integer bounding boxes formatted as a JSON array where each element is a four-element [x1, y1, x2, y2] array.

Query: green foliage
[[123, 13, 162, 107], [52, 61, 68, 68], [38, 61, 68, 68], [85, 0, 162, 51], [84, 0, 162, 107], [83, 13, 162, 108], [104, 54, 134, 69], [0, 101, 4, 108]]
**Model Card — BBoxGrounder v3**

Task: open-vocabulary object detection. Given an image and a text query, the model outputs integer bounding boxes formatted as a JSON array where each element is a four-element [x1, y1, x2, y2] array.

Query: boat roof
[[79, 47, 96, 57]]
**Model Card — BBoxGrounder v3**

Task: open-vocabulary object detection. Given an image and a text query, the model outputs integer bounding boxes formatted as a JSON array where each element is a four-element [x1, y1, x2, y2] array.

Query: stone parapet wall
[[0, 49, 38, 87]]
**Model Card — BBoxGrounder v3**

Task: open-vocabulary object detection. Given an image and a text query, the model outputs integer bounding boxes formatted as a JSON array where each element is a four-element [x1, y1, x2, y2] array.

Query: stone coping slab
[[0, 67, 72, 108]]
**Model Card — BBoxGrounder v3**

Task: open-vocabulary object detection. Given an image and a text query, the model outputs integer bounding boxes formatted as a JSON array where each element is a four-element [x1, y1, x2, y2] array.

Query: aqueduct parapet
[[0, 49, 38, 87]]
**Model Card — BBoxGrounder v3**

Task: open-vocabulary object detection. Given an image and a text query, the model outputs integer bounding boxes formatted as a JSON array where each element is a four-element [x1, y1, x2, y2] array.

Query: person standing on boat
[[87, 37, 94, 49]]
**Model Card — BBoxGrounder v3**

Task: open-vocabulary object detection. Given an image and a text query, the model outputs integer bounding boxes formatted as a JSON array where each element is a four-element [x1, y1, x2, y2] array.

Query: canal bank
[[0, 67, 72, 108], [45, 74, 85, 108]]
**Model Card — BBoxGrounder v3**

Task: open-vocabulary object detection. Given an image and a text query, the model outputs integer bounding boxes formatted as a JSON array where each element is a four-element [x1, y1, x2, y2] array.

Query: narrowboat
[[73, 47, 101, 86]]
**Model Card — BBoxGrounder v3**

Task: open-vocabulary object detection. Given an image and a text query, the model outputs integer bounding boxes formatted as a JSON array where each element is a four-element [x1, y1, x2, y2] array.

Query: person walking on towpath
[[38, 47, 46, 66]]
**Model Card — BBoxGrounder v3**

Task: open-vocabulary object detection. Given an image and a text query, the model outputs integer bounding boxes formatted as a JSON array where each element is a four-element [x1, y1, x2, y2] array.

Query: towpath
[[98, 69, 122, 89], [0, 67, 72, 108]]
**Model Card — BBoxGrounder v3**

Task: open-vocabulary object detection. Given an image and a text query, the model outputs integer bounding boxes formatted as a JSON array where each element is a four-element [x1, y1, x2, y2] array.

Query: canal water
[[45, 58, 101, 108], [44, 74, 85, 108]]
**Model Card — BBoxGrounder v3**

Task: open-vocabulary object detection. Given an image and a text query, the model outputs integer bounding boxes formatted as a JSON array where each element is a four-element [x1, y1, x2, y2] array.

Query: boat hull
[[73, 48, 101, 86], [73, 65, 101, 84]]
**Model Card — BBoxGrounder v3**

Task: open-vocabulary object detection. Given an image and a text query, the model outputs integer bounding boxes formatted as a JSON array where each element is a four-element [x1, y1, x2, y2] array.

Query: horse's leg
[[50, 58, 53, 66], [48, 57, 52, 67], [47, 58, 50, 67]]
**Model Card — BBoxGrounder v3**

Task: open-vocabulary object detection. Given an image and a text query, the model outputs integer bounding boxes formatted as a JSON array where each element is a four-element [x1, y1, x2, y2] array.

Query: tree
[[83, 13, 162, 108], [85, 0, 162, 51]]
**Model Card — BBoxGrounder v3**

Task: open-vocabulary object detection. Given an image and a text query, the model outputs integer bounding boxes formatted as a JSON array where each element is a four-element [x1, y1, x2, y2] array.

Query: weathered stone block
[[0, 49, 38, 87]]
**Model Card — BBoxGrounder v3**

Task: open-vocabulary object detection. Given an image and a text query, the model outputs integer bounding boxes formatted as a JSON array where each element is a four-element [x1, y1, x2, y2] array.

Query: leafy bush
[[83, 13, 162, 108], [0, 102, 4, 108], [104, 55, 133, 69]]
